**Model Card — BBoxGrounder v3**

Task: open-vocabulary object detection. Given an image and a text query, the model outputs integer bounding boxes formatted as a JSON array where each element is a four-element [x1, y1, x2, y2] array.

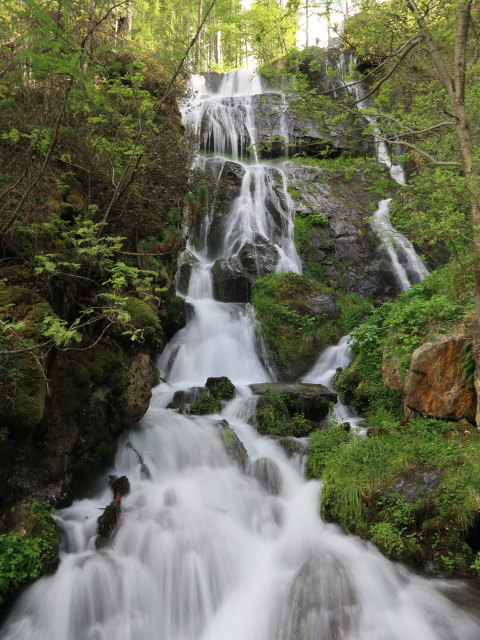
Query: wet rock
[[252, 92, 359, 158], [404, 332, 476, 422], [247, 457, 283, 495], [96, 475, 130, 548], [172, 387, 206, 410], [216, 420, 248, 468], [211, 236, 279, 302], [211, 256, 252, 302], [126, 442, 152, 479], [238, 237, 279, 277], [176, 251, 200, 295], [277, 437, 309, 458], [96, 502, 121, 548], [287, 164, 399, 301]]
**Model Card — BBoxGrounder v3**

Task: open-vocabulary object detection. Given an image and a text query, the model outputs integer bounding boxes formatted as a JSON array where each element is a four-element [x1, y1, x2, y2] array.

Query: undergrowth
[[308, 418, 480, 573]]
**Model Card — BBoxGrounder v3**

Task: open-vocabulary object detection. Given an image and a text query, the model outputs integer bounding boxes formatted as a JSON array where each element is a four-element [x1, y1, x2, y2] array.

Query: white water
[[334, 52, 429, 290], [2, 69, 479, 640], [372, 198, 429, 292], [302, 335, 365, 432]]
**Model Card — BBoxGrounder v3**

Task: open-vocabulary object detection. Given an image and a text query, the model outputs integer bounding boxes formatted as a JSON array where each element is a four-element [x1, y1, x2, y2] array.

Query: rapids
[[2, 69, 479, 640]]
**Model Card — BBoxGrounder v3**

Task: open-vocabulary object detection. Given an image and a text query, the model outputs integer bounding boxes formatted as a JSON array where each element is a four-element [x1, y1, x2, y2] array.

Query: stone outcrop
[[288, 165, 398, 301], [211, 236, 279, 302], [250, 383, 336, 436], [404, 332, 475, 422], [201, 73, 359, 158], [1, 342, 158, 510]]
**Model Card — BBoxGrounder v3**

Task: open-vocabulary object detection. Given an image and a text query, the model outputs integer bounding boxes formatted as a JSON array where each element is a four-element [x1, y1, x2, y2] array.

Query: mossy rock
[[56, 341, 128, 417], [252, 273, 340, 379], [125, 296, 162, 344], [311, 417, 480, 574], [218, 422, 248, 468], [336, 354, 370, 411], [205, 376, 235, 400], [0, 501, 60, 607], [189, 391, 222, 415], [0, 344, 46, 437], [252, 273, 370, 380]]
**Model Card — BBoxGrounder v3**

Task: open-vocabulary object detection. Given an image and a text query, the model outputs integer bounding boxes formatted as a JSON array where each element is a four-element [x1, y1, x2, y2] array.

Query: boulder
[[250, 383, 336, 433], [122, 353, 156, 422], [205, 376, 235, 400], [391, 468, 441, 504], [277, 437, 309, 459], [210, 255, 252, 302], [172, 387, 205, 409], [404, 333, 476, 422], [211, 237, 278, 302], [303, 294, 340, 318], [216, 420, 248, 468]]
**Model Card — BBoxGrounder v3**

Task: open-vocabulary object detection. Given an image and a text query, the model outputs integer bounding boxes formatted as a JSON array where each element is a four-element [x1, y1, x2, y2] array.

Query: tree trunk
[[195, 0, 203, 71]]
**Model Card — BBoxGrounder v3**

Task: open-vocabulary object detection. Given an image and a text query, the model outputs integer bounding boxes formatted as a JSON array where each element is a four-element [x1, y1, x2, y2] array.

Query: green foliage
[[252, 272, 374, 376], [189, 391, 222, 416], [0, 502, 59, 605], [337, 262, 470, 422], [311, 416, 480, 572], [390, 168, 470, 263], [306, 426, 351, 479], [255, 388, 288, 435], [206, 377, 235, 400], [461, 341, 475, 389]]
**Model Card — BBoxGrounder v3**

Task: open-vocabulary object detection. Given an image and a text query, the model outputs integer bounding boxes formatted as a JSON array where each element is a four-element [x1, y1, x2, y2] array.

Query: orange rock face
[[404, 333, 476, 423]]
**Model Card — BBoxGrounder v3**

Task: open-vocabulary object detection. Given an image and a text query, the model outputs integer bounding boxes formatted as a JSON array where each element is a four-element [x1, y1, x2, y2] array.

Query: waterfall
[[2, 69, 479, 640], [334, 51, 429, 290], [302, 335, 365, 432]]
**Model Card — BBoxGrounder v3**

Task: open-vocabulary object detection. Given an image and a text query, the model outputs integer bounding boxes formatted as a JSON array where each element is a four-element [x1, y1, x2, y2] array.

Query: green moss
[[189, 391, 222, 415], [0, 345, 46, 436], [0, 502, 60, 606], [309, 417, 480, 572], [94, 440, 113, 464], [125, 296, 161, 343], [252, 272, 372, 376], [57, 341, 128, 417], [218, 427, 248, 467], [206, 376, 235, 400], [252, 272, 338, 372]]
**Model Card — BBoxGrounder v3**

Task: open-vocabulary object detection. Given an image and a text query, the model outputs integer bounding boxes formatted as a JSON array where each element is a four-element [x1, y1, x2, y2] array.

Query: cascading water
[[2, 69, 480, 640], [302, 335, 365, 432], [334, 51, 429, 290], [371, 198, 429, 292]]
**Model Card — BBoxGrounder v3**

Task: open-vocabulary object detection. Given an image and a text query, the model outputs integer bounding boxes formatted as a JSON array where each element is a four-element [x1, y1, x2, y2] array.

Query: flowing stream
[[2, 70, 480, 640]]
